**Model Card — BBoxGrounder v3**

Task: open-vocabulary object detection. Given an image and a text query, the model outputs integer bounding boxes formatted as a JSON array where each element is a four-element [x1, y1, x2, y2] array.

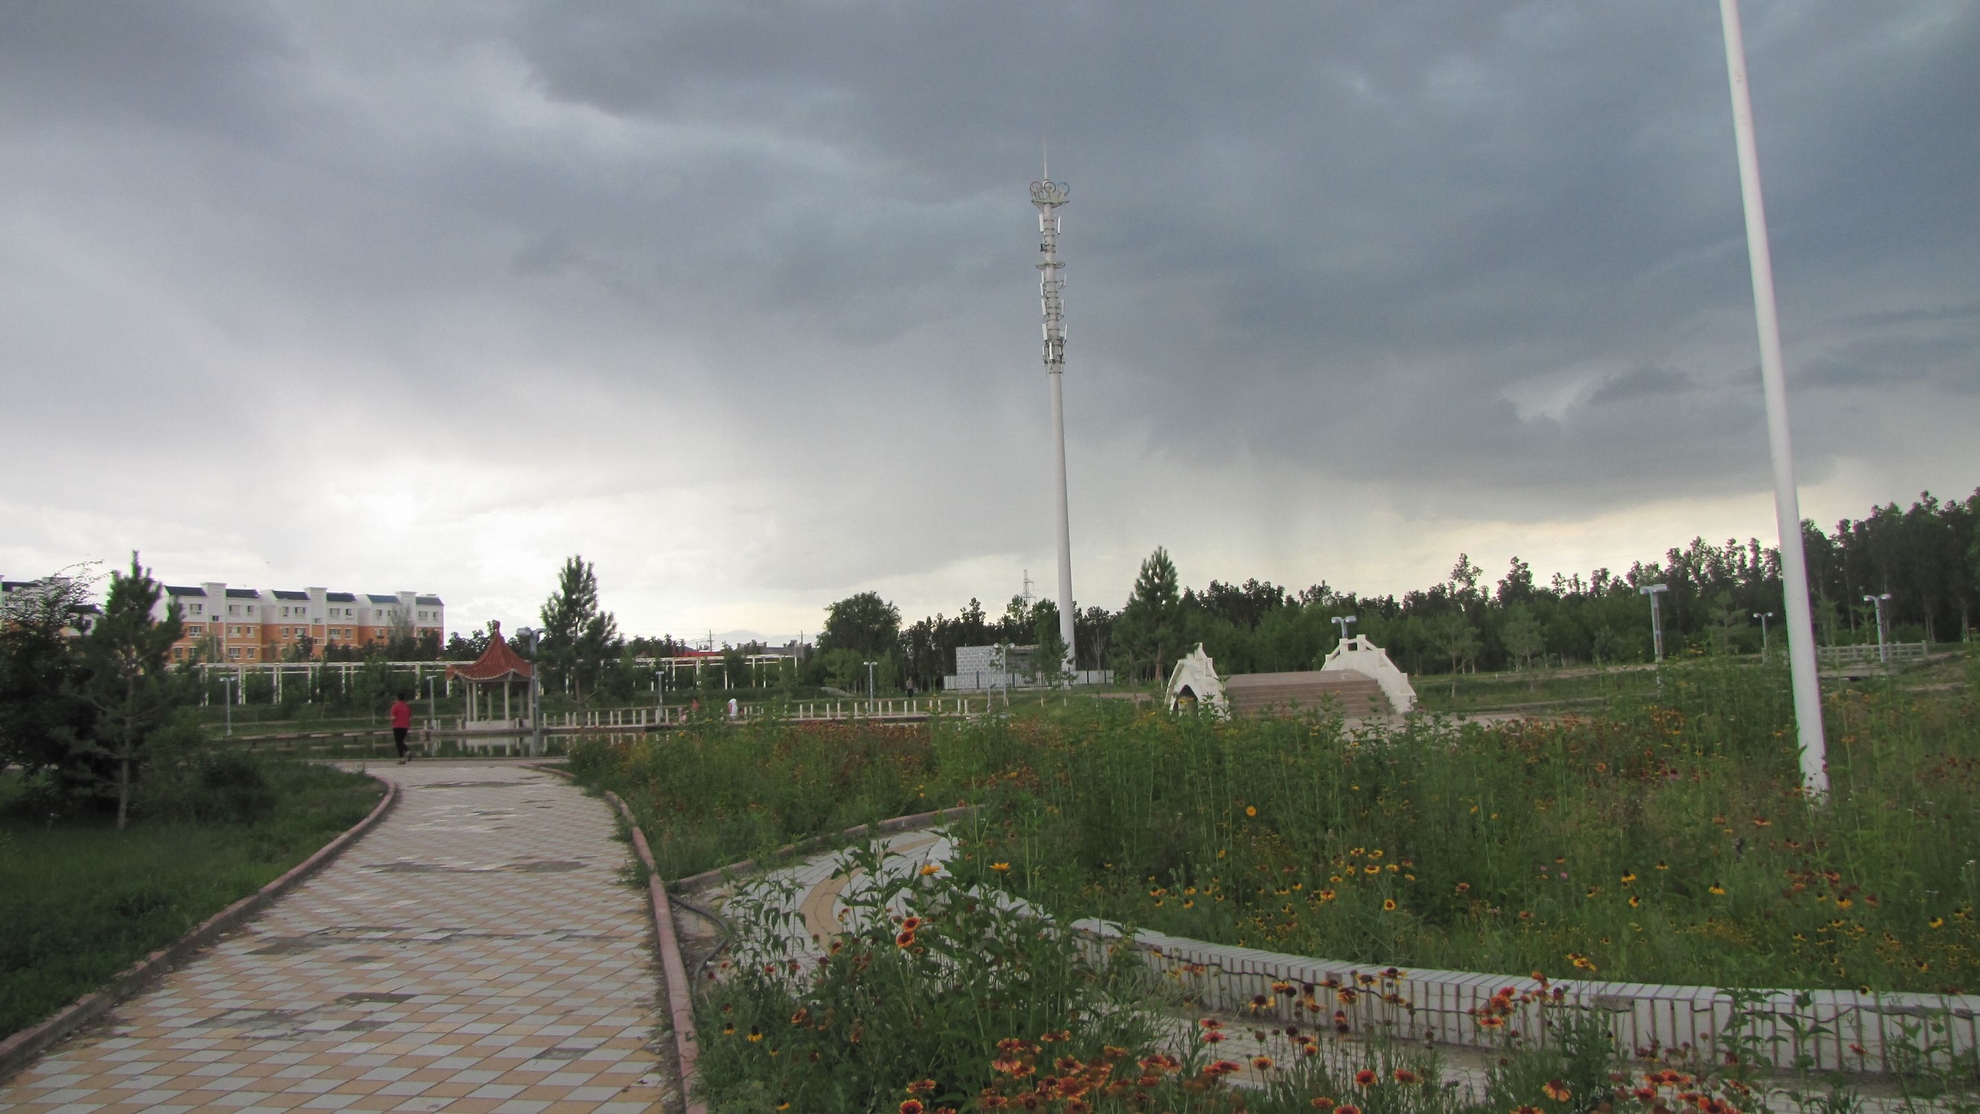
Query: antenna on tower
[[1030, 157, 1077, 675]]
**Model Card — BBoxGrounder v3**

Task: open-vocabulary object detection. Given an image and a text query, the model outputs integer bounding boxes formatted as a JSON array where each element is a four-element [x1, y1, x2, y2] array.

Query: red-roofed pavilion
[[446, 621, 535, 730]]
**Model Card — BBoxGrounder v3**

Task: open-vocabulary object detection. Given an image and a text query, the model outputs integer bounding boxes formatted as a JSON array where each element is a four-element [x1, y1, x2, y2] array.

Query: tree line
[[818, 488, 1980, 689]]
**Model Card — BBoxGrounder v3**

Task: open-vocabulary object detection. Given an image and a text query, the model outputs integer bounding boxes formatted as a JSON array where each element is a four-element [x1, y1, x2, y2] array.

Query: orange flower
[[1312, 1099, 1336, 1110], [906, 1079, 937, 1096], [1245, 805, 1258, 817], [1252, 1056, 1275, 1070], [991, 862, 1011, 873], [1354, 1070, 1378, 1087], [1205, 1060, 1243, 1077], [1382, 899, 1398, 911], [1319, 890, 1337, 902], [1544, 1080, 1571, 1101], [900, 1100, 926, 1114], [1393, 1068, 1419, 1084], [1337, 1106, 1361, 1114]]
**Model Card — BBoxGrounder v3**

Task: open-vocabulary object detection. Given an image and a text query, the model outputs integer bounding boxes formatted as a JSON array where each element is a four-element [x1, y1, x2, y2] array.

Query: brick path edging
[[0, 771, 399, 1084], [602, 790, 709, 1114]]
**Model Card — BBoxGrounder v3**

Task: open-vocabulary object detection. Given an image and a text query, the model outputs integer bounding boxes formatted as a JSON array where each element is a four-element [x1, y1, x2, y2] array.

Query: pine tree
[[67, 553, 186, 829]]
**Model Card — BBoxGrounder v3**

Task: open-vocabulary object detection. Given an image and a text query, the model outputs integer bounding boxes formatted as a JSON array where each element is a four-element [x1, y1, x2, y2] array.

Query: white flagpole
[[1719, 0, 1829, 794]]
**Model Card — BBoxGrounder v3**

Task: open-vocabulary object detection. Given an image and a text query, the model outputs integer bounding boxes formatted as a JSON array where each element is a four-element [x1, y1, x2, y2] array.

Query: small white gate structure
[[1320, 634, 1417, 714], [1166, 644, 1230, 717]]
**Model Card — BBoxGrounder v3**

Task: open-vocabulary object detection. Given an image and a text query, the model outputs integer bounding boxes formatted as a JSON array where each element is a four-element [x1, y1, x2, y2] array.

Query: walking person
[[390, 691, 413, 764]]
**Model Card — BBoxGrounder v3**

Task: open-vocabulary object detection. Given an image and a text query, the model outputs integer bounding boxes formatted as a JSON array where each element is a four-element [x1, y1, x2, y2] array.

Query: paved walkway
[[0, 762, 670, 1114]]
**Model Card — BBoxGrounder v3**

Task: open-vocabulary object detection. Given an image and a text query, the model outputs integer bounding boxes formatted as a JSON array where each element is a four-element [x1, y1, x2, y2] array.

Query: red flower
[[1252, 1056, 1275, 1070], [901, 1101, 926, 1114], [1354, 1070, 1378, 1087]]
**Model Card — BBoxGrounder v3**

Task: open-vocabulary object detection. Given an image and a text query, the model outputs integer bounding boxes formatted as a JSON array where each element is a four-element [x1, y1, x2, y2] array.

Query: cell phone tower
[[1032, 157, 1078, 674]]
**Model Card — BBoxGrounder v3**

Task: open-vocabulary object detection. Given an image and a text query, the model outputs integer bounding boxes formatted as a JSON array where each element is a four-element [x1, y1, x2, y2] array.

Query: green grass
[[567, 719, 938, 879], [577, 655, 1980, 994], [0, 758, 382, 1038]]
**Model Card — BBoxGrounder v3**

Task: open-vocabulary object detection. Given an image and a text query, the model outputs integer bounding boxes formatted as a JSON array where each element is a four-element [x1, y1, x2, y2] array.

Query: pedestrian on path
[[390, 691, 413, 763]]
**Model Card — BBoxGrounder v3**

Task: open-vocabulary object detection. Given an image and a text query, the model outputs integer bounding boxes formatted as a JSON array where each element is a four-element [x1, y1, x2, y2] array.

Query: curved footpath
[[0, 761, 671, 1114]]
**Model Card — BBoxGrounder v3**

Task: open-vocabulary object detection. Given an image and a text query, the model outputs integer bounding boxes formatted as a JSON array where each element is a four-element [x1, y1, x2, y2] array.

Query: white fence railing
[[1816, 641, 1927, 666]]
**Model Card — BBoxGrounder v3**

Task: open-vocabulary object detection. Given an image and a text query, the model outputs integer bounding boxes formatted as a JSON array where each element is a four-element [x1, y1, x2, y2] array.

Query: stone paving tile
[[1, 762, 669, 1114]]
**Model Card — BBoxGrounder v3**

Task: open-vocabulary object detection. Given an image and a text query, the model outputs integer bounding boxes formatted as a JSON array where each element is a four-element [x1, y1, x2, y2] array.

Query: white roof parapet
[[1166, 643, 1230, 718], [1321, 633, 1417, 714]]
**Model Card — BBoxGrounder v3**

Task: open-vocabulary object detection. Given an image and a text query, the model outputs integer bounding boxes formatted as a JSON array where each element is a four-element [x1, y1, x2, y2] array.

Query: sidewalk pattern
[[0, 762, 668, 1114]]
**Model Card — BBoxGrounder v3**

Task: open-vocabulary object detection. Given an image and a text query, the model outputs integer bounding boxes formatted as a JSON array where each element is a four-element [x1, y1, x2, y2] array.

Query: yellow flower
[[1319, 890, 1337, 901], [1382, 899, 1397, 911], [919, 864, 939, 876], [1709, 882, 1726, 896], [1930, 917, 1945, 929], [1245, 805, 1258, 817], [991, 862, 1011, 872]]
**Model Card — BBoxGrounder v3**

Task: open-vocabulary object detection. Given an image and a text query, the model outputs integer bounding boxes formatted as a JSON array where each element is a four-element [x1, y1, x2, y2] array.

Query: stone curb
[[668, 805, 978, 893], [0, 771, 400, 1085], [603, 791, 708, 1114]]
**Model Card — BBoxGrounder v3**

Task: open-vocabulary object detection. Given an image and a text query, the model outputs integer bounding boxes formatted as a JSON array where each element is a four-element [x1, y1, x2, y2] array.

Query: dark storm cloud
[[1, 1, 1975, 625]]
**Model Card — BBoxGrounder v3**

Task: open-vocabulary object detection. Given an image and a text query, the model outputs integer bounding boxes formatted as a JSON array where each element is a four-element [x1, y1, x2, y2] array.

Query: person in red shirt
[[390, 692, 413, 764]]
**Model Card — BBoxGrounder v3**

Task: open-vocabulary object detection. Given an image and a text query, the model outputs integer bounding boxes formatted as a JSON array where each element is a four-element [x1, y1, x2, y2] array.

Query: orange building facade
[[152, 583, 444, 663]]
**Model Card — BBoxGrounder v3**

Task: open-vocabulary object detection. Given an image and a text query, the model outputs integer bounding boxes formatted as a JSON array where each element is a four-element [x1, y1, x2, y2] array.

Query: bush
[[137, 732, 277, 824]]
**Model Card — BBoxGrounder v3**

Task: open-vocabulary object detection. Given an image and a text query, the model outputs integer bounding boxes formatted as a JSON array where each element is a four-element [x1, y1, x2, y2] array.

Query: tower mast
[[1031, 162, 1078, 675]]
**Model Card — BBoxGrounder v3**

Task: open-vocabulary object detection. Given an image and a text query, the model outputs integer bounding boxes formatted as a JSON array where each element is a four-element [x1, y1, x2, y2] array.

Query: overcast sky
[[2, 2, 1975, 643]]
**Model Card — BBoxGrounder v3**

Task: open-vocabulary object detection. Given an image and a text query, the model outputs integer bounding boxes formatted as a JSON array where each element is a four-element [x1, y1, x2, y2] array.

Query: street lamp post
[[1752, 612, 1775, 663], [655, 670, 665, 726], [1640, 584, 1671, 663], [1331, 614, 1357, 648], [1863, 593, 1892, 664], [863, 660, 878, 715], [426, 674, 438, 732], [220, 674, 235, 737]]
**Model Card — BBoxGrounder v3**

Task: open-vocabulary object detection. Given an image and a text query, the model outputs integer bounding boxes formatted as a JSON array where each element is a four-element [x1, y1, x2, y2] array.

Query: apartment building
[[154, 583, 444, 663]]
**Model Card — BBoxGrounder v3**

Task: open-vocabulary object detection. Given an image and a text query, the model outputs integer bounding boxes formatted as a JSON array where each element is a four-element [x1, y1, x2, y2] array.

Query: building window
[[228, 648, 241, 661], [245, 648, 256, 661], [186, 624, 202, 636]]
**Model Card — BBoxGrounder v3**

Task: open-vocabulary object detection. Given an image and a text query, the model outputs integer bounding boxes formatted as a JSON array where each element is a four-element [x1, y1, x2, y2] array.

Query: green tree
[[539, 556, 620, 709], [1501, 604, 1545, 672], [1112, 547, 1184, 684], [0, 569, 97, 782], [1425, 610, 1480, 696], [1031, 599, 1070, 687], [64, 554, 188, 828], [818, 591, 901, 658]]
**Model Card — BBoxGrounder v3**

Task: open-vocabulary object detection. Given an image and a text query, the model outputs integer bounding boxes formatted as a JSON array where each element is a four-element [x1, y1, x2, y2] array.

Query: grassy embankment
[[0, 756, 382, 1039]]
